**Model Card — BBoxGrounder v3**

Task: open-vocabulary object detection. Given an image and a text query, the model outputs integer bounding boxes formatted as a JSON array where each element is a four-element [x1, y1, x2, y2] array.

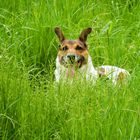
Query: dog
[[54, 27, 130, 84]]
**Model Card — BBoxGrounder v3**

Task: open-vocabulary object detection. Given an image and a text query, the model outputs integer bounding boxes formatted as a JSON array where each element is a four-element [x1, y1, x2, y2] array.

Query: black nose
[[67, 55, 75, 63]]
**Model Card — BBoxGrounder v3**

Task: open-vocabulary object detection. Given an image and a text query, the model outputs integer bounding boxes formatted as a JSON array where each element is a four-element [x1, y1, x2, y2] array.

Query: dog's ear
[[79, 28, 92, 43], [54, 27, 65, 43]]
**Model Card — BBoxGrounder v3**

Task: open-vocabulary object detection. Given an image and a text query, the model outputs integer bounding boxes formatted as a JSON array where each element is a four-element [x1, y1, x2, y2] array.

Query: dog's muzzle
[[60, 54, 85, 68]]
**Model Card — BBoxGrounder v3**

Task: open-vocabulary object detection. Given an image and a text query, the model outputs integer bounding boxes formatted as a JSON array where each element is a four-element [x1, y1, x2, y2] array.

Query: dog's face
[[55, 27, 92, 69]]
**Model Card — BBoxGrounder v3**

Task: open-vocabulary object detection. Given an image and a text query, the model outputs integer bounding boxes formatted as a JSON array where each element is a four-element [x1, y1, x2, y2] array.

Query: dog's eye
[[62, 46, 68, 51], [76, 45, 83, 50]]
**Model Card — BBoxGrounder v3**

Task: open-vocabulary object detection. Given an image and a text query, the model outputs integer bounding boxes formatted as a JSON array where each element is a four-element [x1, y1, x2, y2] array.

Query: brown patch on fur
[[117, 72, 126, 82], [116, 71, 129, 85], [98, 67, 106, 77]]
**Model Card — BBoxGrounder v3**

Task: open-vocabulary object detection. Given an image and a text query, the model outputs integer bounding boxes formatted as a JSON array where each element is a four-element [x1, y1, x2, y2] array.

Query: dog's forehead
[[62, 40, 83, 46]]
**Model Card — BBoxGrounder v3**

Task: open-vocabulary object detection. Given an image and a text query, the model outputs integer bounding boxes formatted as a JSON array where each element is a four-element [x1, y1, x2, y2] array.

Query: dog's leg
[[55, 57, 61, 82]]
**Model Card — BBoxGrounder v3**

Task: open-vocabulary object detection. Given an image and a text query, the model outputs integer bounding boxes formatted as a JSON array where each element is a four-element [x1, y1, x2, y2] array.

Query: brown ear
[[79, 28, 92, 43], [54, 27, 65, 43]]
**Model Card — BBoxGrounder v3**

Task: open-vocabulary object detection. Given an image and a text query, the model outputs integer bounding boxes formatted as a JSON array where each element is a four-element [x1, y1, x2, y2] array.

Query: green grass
[[0, 0, 140, 139]]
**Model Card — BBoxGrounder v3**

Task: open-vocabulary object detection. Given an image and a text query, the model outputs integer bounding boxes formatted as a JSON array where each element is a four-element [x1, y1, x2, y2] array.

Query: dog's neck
[[55, 55, 98, 82]]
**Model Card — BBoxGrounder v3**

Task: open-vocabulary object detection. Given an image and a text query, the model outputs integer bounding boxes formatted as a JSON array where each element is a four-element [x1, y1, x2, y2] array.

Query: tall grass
[[0, 0, 140, 139]]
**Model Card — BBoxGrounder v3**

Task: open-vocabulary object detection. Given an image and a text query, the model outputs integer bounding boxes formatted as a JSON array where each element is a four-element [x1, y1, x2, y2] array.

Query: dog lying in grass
[[54, 27, 130, 84]]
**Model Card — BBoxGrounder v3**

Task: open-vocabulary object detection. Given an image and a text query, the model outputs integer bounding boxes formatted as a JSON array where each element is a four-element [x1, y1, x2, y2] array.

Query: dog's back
[[97, 65, 130, 84]]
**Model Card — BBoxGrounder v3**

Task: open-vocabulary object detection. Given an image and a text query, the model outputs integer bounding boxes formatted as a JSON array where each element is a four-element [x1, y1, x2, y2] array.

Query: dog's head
[[55, 27, 92, 69]]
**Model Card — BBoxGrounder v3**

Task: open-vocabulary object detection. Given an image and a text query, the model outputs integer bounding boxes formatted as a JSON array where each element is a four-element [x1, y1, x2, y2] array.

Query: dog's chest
[[55, 56, 98, 82]]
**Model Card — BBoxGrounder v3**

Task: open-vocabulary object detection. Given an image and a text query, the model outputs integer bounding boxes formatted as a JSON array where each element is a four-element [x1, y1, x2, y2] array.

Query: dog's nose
[[67, 54, 75, 63]]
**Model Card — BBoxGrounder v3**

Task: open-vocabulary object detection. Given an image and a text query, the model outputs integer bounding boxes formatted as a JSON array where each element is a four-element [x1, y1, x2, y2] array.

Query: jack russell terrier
[[54, 27, 130, 84]]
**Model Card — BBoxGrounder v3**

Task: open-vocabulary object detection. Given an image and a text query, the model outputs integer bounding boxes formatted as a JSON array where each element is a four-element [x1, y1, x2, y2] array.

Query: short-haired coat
[[54, 27, 130, 84]]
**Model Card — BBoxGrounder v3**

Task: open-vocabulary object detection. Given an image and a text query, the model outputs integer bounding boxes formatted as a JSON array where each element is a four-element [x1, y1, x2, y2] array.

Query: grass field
[[0, 0, 140, 139]]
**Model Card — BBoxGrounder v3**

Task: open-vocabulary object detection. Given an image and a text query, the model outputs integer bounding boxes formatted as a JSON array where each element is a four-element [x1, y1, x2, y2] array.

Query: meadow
[[0, 0, 140, 139]]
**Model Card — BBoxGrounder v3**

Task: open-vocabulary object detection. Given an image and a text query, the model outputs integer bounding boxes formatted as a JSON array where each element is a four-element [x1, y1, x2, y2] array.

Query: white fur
[[97, 65, 130, 84], [55, 55, 130, 84], [55, 55, 98, 82]]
